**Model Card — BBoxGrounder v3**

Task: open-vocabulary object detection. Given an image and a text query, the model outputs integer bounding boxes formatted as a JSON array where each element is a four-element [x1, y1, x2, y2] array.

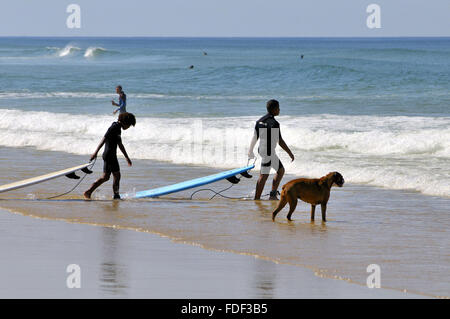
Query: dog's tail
[[279, 183, 289, 197]]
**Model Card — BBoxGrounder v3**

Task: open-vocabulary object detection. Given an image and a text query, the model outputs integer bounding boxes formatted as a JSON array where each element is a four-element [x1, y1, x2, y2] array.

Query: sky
[[0, 0, 449, 37]]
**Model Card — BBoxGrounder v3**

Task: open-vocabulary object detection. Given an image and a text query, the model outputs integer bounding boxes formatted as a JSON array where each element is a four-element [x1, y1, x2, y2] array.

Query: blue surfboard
[[134, 164, 255, 199]]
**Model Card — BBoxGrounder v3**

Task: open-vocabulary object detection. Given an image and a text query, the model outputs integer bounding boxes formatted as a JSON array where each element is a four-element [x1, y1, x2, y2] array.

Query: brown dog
[[272, 172, 344, 222]]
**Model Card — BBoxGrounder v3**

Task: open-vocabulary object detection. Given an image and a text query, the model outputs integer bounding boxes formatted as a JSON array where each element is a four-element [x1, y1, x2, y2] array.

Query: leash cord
[[43, 158, 96, 200], [189, 159, 266, 200], [189, 184, 270, 200]]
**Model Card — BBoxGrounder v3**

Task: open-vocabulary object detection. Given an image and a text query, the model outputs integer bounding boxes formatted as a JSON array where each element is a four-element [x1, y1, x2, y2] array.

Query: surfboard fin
[[81, 167, 93, 174], [65, 172, 80, 179], [240, 171, 252, 178], [226, 176, 241, 184]]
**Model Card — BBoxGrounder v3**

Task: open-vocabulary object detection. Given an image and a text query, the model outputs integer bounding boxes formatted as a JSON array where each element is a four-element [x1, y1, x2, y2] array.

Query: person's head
[[116, 85, 123, 94], [118, 112, 136, 130], [266, 99, 280, 116]]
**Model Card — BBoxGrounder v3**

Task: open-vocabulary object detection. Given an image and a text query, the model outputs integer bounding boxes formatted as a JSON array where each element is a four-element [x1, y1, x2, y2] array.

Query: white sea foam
[[0, 109, 449, 197], [0, 91, 393, 101], [84, 47, 107, 58], [57, 45, 81, 57], [0, 92, 163, 99]]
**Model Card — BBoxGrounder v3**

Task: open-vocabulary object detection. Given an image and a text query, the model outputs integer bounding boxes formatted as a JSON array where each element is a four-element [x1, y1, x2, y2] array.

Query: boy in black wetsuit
[[84, 112, 136, 200], [248, 100, 294, 200]]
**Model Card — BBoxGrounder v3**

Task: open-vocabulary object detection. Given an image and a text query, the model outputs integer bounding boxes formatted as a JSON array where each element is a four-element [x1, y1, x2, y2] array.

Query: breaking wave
[[0, 109, 449, 197]]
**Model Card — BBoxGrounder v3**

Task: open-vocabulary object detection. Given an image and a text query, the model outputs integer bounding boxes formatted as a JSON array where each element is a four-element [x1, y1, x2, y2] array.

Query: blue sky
[[1, 0, 449, 37]]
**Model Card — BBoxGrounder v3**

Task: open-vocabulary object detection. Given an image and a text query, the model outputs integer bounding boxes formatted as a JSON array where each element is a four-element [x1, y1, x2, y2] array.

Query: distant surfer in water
[[248, 100, 294, 200], [84, 112, 136, 200], [112, 85, 127, 114]]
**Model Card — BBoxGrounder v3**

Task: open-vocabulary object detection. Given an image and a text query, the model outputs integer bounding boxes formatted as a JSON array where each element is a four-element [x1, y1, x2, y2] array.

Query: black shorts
[[103, 157, 120, 174]]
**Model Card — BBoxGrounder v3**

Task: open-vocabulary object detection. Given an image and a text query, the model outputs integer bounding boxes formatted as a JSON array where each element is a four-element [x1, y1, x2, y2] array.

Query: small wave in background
[[83, 46, 107, 58], [41, 44, 111, 59], [55, 44, 82, 57]]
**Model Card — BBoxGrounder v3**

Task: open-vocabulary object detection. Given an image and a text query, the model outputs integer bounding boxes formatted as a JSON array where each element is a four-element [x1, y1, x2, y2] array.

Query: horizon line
[[1, 35, 449, 39]]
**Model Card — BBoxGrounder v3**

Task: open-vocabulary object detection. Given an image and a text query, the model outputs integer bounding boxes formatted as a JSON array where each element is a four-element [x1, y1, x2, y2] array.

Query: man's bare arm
[[279, 137, 294, 161], [248, 130, 258, 159]]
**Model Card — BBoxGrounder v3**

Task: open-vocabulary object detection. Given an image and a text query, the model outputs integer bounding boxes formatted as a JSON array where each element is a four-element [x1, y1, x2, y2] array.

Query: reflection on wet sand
[[252, 258, 276, 298], [99, 226, 128, 296]]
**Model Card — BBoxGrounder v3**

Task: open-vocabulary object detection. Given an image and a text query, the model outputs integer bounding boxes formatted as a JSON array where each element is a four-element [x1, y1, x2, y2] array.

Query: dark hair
[[266, 99, 279, 114], [118, 112, 136, 126], [116, 85, 123, 91]]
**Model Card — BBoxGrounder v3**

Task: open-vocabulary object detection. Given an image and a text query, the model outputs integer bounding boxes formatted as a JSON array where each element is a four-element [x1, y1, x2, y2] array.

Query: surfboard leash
[[189, 185, 270, 200], [189, 159, 260, 200], [43, 158, 97, 200]]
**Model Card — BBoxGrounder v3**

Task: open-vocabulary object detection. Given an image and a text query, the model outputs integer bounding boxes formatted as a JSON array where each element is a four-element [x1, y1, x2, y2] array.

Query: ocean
[[0, 37, 449, 298]]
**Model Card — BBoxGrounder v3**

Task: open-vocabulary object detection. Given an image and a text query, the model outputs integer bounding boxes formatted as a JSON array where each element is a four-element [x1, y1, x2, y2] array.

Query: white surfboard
[[0, 163, 92, 194]]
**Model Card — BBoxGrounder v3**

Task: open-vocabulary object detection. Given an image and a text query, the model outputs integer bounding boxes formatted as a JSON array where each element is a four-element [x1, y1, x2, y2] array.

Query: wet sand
[[0, 209, 419, 298], [0, 146, 448, 298]]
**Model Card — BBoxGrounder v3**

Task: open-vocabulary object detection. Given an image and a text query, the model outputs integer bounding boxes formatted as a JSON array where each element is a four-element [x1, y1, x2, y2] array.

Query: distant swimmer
[[203, 51, 208, 56], [248, 99, 295, 200], [112, 85, 127, 115], [189, 65, 194, 69], [84, 112, 136, 200], [300, 54, 304, 59]]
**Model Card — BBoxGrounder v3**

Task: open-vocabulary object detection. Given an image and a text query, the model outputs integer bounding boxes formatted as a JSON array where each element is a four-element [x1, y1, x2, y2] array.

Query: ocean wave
[[361, 47, 450, 56], [0, 109, 449, 197], [309, 64, 361, 75], [56, 45, 82, 57], [46, 45, 112, 58], [84, 47, 108, 58], [3, 91, 435, 102]]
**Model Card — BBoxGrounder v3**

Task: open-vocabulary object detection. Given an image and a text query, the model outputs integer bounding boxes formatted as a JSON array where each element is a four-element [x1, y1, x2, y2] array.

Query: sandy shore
[[1, 147, 448, 298], [0, 208, 423, 298]]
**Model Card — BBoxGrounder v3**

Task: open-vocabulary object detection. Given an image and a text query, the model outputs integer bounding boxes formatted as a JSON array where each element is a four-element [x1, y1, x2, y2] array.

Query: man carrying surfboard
[[84, 112, 136, 200], [248, 99, 294, 200]]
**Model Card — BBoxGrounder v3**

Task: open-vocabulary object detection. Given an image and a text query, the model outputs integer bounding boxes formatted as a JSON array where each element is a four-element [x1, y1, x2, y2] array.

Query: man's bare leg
[[270, 166, 285, 199], [254, 174, 269, 200], [112, 171, 121, 198], [84, 172, 111, 199]]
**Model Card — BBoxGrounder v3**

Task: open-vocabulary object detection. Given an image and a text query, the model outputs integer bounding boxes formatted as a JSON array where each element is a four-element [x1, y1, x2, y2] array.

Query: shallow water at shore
[[1, 147, 448, 298]]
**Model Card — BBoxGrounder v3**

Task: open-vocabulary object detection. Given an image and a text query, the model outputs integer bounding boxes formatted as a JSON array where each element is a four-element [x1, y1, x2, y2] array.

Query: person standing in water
[[248, 99, 294, 200], [112, 85, 127, 114], [84, 112, 136, 200]]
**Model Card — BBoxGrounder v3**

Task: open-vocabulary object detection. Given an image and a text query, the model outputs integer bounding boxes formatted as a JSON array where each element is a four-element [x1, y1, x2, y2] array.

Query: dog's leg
[[286, 196, 298, 221], [310, 205, 316, 221], [272, 195, 288, 221], [321, 203, 327, 222]]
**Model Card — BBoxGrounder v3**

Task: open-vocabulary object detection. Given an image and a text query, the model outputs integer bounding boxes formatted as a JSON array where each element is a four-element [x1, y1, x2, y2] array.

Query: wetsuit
[[254, 113, 283, 171], [115, 92, 127, 114], [102, 122, 122, 173]]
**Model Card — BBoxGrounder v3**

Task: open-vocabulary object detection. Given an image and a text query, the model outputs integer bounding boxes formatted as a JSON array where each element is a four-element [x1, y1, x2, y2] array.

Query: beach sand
[[0, 146, 448, 298], [0, 209, 419, 299]]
